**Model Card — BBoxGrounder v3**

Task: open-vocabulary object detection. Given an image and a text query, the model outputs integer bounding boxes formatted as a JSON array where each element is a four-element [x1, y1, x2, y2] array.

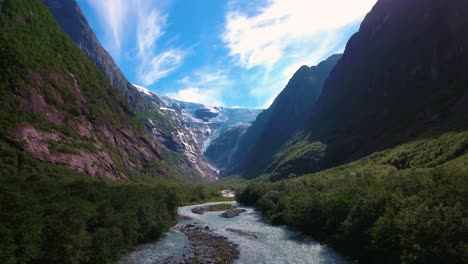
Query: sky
[[76, 0, 377, 109]]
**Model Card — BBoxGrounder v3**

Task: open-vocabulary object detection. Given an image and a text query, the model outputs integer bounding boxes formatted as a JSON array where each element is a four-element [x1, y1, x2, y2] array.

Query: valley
[[0, 0, 467, 263]]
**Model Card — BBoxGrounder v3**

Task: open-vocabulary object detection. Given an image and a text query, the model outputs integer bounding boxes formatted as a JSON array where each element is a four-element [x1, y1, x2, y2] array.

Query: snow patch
[[133, 84, 155, 96], [160, 107, 176, 112]]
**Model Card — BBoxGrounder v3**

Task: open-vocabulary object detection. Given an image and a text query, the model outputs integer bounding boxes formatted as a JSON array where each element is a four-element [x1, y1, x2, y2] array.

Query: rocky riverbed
[[119, 202, 349, 264]]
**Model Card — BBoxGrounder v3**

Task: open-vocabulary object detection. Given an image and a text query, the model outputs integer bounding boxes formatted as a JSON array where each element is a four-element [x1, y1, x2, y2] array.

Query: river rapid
[[119, 201, 349, 264]]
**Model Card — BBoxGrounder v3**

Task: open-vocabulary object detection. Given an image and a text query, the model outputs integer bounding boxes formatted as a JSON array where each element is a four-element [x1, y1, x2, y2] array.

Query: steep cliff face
[[225, 55, 342, 177], [204, 124, 249, 170], [42, 0, 143, 107], [310, 0, 468, 165], [0, 0, 168, 180], [43, 0, 220, 180], [266, 0, 468, 180]]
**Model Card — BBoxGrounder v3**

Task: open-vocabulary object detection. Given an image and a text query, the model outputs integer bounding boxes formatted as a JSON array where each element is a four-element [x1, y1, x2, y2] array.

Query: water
[[119, 202, 349, 264]]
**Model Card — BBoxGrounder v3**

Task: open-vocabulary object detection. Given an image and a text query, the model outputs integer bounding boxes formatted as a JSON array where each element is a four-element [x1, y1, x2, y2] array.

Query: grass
[[206, 204, 236, 211]]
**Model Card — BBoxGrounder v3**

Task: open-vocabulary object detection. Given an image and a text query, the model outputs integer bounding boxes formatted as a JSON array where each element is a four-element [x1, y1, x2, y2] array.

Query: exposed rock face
[[226, 55, 342, 177], [195, 108, 220, 121], [1, 0, 168, 180], [14, 123, 122, 179], [11, 71, 166, 179], [204, 124, 249, 170]]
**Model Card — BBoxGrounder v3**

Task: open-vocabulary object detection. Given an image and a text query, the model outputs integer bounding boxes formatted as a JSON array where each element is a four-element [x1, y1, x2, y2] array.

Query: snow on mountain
[[134, 86, 262, 172], [133, 84, 155, 96], [158, 95, 262, 152]]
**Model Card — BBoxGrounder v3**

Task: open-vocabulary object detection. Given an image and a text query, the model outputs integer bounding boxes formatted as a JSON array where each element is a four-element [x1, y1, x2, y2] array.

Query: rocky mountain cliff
[[157, 95, 261, 152], [204, 124, 250, 170], [134, 85, 261, 177], [43, 0, 224, 180], [0, 0, 168, 180], [259, 0, 468, 180], [224, 54, 342, 177], [42, 0, 143, 107]]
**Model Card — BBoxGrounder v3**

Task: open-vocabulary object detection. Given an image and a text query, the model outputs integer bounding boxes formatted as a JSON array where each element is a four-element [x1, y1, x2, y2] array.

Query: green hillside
[[0, 0, 171, 180], [238, 130, 468, 263]]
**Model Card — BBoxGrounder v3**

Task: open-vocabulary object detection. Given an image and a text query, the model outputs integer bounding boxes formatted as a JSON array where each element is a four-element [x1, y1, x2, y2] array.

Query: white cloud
[[84, 0, 187, 85], [136, 9, 166, 57], [139, 49, 189, 86], [166, 87, 223, 106], [165, 70, 232, 106], [179, 70, 232, 88], [222, 0, 376, 108], [86, 0, 127, 51], [281, 31, 342, 79], [222, 0, 376, 69]]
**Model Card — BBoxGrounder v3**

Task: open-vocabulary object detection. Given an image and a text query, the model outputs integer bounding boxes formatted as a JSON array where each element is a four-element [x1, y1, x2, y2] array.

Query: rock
[[191, 206, 207, 214], [194, 108, 219, 120], [178, 224, 240, 264], [220, 209, 247, 218]]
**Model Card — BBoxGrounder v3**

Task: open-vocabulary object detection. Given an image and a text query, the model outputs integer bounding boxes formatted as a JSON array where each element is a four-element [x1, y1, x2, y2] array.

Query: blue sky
[[76, 0, 377, 109]]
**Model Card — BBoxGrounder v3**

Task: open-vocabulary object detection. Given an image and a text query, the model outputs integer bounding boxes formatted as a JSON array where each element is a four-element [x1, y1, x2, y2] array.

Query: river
[[119, 201, 349, 264]]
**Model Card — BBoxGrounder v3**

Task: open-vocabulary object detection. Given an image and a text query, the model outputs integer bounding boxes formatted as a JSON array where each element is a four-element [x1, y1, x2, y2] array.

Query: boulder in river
[[191, 206, 207, 214], [220, 209, 247, 218]]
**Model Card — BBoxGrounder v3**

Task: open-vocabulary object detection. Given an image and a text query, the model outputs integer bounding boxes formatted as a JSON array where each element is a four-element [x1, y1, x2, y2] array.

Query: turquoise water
[[119, 202, 349, 264]]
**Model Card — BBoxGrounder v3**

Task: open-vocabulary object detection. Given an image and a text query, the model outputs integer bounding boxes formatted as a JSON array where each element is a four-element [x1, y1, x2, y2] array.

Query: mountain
[[204, 124, 250, 170], [265, 0, 468, 180], [236, 0, 468, 262], [43, 0, 220, 180], [134, 86, 262, 176], [42, 0, 143, 107], [224, 54, 342, 177], [156, 95, 262, 152], [0, 0, 169, 180]]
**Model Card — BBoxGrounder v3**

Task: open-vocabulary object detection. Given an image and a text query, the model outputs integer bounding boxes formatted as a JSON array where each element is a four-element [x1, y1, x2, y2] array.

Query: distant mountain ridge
[[224, 54, 342, 177]]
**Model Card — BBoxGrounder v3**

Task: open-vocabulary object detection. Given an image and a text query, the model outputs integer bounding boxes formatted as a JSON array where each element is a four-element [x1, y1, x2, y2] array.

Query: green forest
[[237, 131, 468, 263], [0, 145, 225, 264]]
